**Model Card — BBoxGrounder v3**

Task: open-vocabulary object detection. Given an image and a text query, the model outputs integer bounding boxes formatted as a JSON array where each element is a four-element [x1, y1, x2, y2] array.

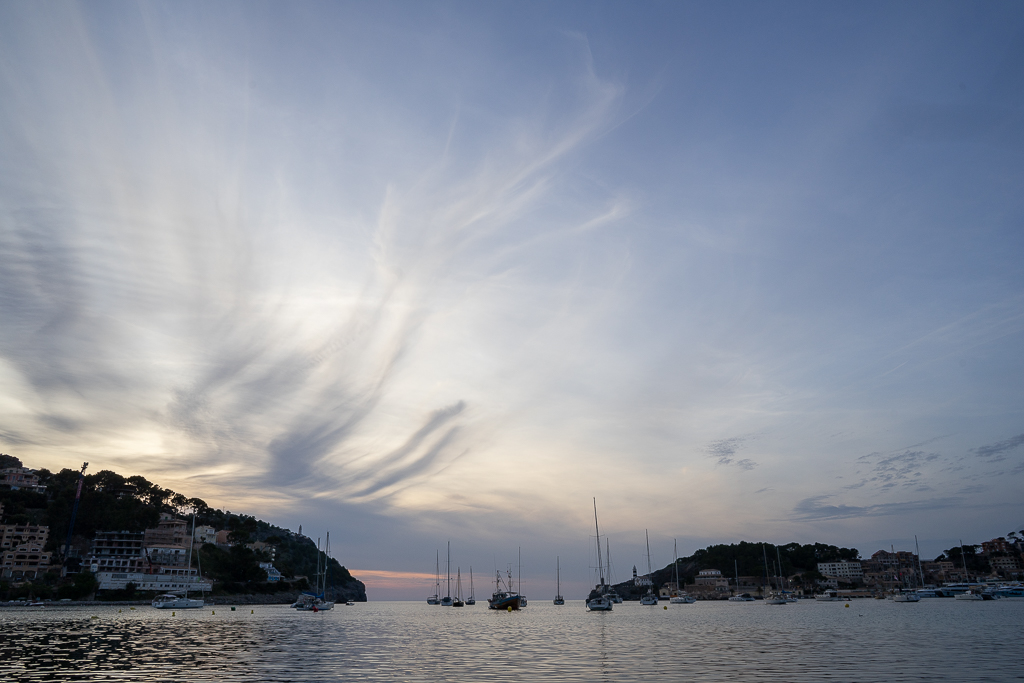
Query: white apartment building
[[817, 560, 863, 580]]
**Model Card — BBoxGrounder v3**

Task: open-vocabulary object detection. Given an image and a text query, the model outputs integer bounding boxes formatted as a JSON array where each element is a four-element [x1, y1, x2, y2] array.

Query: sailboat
[[639, 530, 658, 605], [763, 544, 787, 605], [604, 539, 623, 602], [954, 540, 984, 601], [553, 556, 565, 605], [891, 544, 921, 602], [729, 559, 755, 601], [518, 547, 528, 607], [466, 567, 476, 605], [441, 541, 454, 606], [669, 540, 695, 604], [453, 568, 465, 607], [427, 550, 441, 604], [152, 512, 205, 609], [586, 498, 613, 611], [296, 533, 335, 611]]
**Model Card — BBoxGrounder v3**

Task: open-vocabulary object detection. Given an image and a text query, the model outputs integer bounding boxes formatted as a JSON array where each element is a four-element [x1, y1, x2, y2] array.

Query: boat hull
[[487, 594, 521, 610], [152, 596, 204, 609]]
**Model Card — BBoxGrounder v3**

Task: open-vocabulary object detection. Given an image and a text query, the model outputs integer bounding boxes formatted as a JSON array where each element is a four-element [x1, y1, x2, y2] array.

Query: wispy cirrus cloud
[[972, 433, 1024, 463]]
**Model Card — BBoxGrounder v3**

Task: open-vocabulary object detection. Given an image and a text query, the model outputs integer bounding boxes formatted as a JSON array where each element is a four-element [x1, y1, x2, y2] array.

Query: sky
[[1, 1, 1023, 600]]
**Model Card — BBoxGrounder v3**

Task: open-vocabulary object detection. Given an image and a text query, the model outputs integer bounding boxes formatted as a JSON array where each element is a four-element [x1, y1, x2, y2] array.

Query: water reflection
[[0, 599, 1020, 682]]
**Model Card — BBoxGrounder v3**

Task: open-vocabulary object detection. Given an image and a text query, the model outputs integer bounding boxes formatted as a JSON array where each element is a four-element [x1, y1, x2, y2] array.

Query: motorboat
[[729, 593, 756, 602], [955, 589, 984, 601], [892, 590, 921, 602]]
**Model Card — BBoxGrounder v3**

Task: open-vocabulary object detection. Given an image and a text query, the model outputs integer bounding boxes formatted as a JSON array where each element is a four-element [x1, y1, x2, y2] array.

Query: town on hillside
[[607, 537, 1024, 601], [0, 455, 366, 603]]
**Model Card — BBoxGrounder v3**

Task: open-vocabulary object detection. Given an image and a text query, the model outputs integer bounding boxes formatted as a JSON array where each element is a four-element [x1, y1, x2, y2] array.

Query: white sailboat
[[586, 498, 613, 612], [604, 539, 623, 603], [295, 533, 335, 611], [729, 559, 755, 601], [763, 544, 787, 605], [639, 530, 658, 605], [152, 513, 205, 609]]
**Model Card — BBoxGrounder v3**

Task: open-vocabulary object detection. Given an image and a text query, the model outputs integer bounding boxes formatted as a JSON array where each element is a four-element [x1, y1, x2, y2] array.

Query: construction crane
[[61, 462, 88, 573]]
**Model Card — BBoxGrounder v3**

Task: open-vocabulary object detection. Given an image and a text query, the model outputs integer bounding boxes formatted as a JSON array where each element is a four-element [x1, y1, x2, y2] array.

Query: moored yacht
[[151, 513, 206, 610], [586, 498, 613, 612], [152, 593, 204, 609], [553, 556, 564, 605]]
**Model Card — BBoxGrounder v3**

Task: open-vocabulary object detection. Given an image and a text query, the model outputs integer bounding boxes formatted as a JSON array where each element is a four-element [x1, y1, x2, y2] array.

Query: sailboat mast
[[915, 535, 924, 589], [674, 539, 680, 593], [593, 498, 605, 586], [185, 512, 196, 599], [557, 556, 560, 595], [447, 541, 451, 599], [762, 544, 770, 593], [776, 545, 784, 591], [645, 529, 652, 576]]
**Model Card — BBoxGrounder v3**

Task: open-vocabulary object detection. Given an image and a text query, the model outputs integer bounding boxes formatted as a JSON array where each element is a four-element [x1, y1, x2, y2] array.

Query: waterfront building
[[93, 568, 211, 593], [260, 562, 282, 582], [990, 555, 1022, 578], [89, 531, 146, 572], [1, 542, 51, 580], [0, 523, 52, 580], [870, 549, 918, 569], [817, 560, 863, 581], [143, 514, 189, 547], [694, 569, 730, 592]]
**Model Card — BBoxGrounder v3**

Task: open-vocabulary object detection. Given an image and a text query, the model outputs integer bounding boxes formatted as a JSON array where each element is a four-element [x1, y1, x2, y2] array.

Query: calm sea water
[[1, 598, 1021, 682]]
